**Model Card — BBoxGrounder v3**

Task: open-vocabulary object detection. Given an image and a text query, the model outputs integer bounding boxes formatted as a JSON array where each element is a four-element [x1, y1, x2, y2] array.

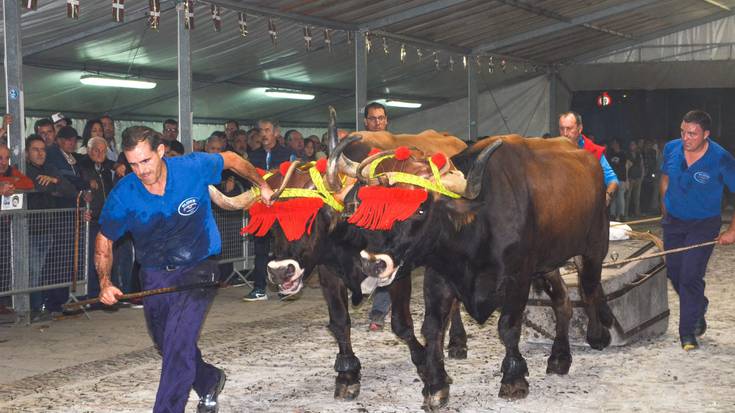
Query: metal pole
[[549, 70, 559, 134], [3, 0, 30, 323], [177, 2, 193, 152], [355, 30, 368, 130], [467, 65, 478, 141], [3, 0, 26, 171]]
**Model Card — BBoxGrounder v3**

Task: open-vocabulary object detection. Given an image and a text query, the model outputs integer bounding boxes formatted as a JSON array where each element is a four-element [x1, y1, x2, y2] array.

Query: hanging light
[[382, 99, 422, 109], [264, 89, 315, 100], [80, 74, 156, 89]]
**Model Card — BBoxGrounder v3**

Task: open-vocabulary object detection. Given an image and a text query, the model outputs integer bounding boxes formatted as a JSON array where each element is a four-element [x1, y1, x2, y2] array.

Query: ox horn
[[463, 139, 503, 200], [327, 106, 339, 153], [272, 160, 302, 201], [326, 134, 361, 192], [208, 185, 258, 210]]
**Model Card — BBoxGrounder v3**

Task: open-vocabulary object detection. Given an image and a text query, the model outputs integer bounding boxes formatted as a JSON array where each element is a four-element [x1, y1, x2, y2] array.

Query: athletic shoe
[[368, 322, 384, 332], [242, 288, 267, 301]]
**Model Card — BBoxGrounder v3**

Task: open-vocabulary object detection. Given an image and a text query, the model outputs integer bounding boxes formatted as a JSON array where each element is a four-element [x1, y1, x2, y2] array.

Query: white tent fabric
[[390, 75, 550, 139]]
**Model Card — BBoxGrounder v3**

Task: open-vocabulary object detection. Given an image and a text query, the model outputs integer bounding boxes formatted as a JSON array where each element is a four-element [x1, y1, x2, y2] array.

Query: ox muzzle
[[267, 259, 305, 296], [359, 250, 400, 293]]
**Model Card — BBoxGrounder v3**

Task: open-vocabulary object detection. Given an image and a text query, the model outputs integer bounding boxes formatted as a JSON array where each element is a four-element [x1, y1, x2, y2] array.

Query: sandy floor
[[1, 224, 734, 412]]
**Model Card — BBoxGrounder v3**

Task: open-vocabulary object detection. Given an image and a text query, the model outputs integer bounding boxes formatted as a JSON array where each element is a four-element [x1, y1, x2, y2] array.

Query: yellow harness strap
[[368, 156, 461, 199], [249, 165, 344, 212]]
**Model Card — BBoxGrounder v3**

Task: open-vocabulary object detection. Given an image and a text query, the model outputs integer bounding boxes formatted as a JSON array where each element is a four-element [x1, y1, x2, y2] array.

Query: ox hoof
[[586, 326, 612, 350], [421, 386, 449, 411], [546, 353, 572, 375], [334, 382, 360, 401], [498, 378, 529, 400], [447, 346, 468, 360]]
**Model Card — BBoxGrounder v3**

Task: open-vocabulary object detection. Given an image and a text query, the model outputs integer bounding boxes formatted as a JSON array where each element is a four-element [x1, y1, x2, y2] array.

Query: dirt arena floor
[[1, 223, 735, 412]]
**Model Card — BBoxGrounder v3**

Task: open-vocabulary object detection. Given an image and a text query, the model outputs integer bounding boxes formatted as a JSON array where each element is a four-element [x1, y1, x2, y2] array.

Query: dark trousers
[[141, 259, 221, 413], [662, 214, 720, 337], [253, 235, 271, 290]]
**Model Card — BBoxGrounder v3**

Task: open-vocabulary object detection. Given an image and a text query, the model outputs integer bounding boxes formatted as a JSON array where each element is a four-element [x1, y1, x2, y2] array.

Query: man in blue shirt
[[559, 112, 619, 205], [660, 110, 735, 351], [96, 126, 274, 412]]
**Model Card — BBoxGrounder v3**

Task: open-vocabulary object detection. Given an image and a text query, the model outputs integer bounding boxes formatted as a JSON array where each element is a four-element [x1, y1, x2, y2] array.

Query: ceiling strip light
[[80, 75, 157, 89], [264, 89, 315, 100], [383, 99, 422, 109]]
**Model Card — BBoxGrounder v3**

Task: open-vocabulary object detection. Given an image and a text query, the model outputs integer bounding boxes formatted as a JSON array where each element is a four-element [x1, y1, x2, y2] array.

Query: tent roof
[[5, 0, 735, 125]]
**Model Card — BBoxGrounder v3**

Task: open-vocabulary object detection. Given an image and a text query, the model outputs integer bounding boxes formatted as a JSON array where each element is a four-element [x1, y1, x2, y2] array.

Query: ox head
[[353, 138, 504, 280]]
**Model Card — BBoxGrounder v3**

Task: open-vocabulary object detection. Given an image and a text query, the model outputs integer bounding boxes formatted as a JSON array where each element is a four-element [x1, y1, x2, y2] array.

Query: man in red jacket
[[0, 144, 34, 196]]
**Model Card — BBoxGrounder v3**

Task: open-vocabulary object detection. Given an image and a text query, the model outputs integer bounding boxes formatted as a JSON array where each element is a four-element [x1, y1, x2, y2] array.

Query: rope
[[610, 216, 662, 227], [602, 240, 717, 267]]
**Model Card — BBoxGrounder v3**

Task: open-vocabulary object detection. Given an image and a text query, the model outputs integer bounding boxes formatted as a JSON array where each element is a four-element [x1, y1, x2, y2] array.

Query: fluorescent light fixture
[[264, 89, 315, 100], [80, 74, 157, 89], [382, 99, 422, 109]]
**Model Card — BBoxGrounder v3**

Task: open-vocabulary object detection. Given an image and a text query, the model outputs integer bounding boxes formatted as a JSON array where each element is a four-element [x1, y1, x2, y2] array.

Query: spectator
[[51, 112, 69, 132], [0, 144, 34, 195], [25, 135, 77, 319], [78, 137, 115, 303], [243, 119, 295, 302], [45, 126, 87, 197], [626, 140, 645, 218], [34, 118, 57, 147], [224, 120, 239, 142], [303, 137, 318, 162], [193, 139, 205, 152], [162, 119, 178, 141], [284, 129, 305, 159], [79, 119, 104, 155], [232, 130, 248, 157], [246, 128, 262, 154], [0, 114, 13, 145], [100, 114, 119, 161], [205, 134, 226, 154], [606, 139, 628, 221], [163, 140, 185, 157]]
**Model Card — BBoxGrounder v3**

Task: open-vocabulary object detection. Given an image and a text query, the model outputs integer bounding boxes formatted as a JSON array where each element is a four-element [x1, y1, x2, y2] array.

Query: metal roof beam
[[22, 0, 177, 58], [569, 9, 735, 63], [360, 0, 467, 31], [209, 0, 358, 31], [472, 0, 657, 54], [496, 0, 632, 39]]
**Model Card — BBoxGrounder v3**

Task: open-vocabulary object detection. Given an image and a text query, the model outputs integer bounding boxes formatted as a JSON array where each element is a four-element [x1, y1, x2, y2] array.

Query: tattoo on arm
[[94, 233, 114, 289]]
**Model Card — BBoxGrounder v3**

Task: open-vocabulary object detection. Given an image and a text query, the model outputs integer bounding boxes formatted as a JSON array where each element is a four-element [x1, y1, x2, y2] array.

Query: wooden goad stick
[[63, 281, 220, 311]]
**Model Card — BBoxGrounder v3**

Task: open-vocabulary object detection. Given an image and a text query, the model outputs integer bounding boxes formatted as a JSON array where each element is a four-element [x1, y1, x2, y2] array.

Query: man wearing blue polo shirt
[[660, 110, 735, 351], [96, 126, 274, 412]]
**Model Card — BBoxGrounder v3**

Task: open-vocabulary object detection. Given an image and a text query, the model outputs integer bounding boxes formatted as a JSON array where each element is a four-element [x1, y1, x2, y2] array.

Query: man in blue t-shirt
[[96, 126, 274, 413], [660, 110, 735, 351]]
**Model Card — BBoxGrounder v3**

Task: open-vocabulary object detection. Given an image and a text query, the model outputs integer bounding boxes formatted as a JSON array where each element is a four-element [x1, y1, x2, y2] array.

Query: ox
[[353, 135, 614, 409], [209, 108, 470, 401]]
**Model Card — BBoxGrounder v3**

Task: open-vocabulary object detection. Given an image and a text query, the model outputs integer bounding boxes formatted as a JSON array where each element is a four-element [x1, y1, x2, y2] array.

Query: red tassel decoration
[[431, 152, 447, 169], [368, 148, 381, 156], [394, 146, 411, 160], [242, 198, 324, 241], [279, 161, 292, 176], [348, 186, 427, 230], [255, 168, 267, 176], [315, 158, 327, 174]]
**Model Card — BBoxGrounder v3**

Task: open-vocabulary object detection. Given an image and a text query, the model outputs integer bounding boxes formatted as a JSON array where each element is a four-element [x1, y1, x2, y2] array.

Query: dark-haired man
[[162, 119, 178, 142], [660, 110, 735, 351], [34, 118, 57, 146], [96, 126, 274, 412]]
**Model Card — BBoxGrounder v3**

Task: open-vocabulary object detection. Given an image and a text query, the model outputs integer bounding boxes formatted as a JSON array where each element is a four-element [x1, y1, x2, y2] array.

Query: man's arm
[[659, 174, 668, 217], [95, 232, 123, 305], [220, 151, 275, 205], [599, 156, 619, 206]]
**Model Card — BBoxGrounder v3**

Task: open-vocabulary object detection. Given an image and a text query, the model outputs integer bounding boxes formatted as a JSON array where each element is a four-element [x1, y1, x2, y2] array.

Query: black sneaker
[[242, 288, 267, 302], [680, 335, 699, 351], [197, 368, 226, 413]]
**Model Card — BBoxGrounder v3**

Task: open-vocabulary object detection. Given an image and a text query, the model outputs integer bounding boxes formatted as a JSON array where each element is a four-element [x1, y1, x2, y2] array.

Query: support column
[[549, 70, 559, 134], [467, 65, 478, 141], [355, 30, 368, 130], [177, 2, 193, 152], [3, 0, 29, 322], [3, 0, 26, 169]]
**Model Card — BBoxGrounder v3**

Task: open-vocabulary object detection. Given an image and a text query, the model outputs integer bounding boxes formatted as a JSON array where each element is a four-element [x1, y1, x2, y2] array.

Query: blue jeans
[[662, 214, 720, 337], [369, 287, 391, 324]]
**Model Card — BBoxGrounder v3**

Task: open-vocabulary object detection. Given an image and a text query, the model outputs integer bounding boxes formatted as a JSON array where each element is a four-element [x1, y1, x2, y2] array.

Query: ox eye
[[418, 209, 425, 215]]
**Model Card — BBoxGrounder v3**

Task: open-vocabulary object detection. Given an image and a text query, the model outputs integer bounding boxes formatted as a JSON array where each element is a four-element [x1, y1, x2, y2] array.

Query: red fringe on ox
[[348, 186, 428, 231], [241, 198, 324, 241]]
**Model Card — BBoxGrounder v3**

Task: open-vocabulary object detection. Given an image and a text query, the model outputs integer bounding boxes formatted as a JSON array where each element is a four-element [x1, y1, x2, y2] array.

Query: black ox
[[356, 135, 615, 409]]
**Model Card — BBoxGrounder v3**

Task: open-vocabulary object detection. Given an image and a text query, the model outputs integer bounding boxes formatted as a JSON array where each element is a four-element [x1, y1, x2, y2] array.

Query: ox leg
[[498, 277, 531, 400], [446, 299, 468, 360], [538, 270, 573, 375], [420, 268, 453, 410], [577, 256, 613, 350], [319, 266, 361, 400], [388, 275, 429, 383]]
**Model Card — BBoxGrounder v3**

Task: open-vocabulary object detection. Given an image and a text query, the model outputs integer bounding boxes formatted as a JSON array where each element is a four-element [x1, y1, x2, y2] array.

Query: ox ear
[[442, 198, 482, 230]]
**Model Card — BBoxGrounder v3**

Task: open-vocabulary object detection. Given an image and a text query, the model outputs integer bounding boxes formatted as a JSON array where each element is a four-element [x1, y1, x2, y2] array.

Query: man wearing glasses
[[364, 101, 388, 132], [162, 119, 179, 142]]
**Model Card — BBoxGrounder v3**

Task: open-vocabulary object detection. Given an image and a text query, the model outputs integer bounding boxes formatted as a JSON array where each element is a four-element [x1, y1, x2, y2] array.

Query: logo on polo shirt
[[693, 171, 711, 184], [178, 197, 200, 216]]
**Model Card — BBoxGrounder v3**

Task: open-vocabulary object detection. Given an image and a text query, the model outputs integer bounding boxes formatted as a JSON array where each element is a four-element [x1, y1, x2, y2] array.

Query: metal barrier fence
[[0, 207, 90, 316], [211, 205, 254, 286]]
